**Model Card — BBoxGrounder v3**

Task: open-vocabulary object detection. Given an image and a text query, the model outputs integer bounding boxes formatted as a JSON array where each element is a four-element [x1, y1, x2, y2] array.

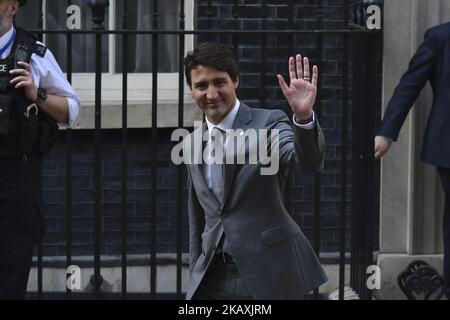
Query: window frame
[[40, 0, 196, 129]]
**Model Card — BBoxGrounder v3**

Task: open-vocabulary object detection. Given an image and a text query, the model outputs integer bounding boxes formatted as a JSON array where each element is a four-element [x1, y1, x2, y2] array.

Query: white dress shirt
[[0, 26, 80, 128], [203, 99, 241, 190], [292, 111, 316, 129]]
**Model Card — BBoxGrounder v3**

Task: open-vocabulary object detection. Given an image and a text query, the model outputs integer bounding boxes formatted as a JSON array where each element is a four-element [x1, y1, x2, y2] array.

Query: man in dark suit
[[375, 22, 450, 299], [182, 42, 327, 300]]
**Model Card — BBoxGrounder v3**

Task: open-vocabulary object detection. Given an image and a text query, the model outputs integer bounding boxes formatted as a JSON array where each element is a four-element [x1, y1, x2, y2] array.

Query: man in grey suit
[[182, 42, 327, 300]]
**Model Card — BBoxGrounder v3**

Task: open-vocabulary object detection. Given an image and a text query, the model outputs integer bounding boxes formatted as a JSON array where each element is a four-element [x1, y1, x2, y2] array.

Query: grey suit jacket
[[183, 103, 328, 300]]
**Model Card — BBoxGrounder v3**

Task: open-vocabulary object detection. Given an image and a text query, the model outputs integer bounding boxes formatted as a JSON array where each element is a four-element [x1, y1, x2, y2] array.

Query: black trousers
[[0, 156, 44, 300], [437, 167, 450, 299], [193, 253, 254, 300]]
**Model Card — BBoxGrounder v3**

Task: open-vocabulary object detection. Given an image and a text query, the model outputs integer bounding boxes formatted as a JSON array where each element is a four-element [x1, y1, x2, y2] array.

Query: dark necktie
[[208, 127, 225, 203], [208, 127, 231, 253]]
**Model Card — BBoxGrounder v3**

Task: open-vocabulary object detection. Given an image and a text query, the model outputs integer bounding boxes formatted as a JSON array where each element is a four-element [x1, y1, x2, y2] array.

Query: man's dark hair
[[184, 42, 239, 88]]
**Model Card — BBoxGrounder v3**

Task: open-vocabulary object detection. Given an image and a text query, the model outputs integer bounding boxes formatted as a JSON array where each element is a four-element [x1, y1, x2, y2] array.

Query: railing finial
[[87, 0, 110, 30]]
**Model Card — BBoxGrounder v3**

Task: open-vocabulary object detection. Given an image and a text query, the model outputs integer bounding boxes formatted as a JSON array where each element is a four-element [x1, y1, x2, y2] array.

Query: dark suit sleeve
[[187, 169, 205, 274], [379, 29, 438, 141], [267, 110, 325, 173]]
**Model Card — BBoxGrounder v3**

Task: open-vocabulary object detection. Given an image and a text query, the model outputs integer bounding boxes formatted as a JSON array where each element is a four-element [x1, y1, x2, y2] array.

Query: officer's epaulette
[[34, 44, 47, 57]]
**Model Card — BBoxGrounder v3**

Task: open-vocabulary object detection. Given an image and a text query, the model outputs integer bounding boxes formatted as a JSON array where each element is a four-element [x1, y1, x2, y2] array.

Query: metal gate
[[23, 0, 382, 300]]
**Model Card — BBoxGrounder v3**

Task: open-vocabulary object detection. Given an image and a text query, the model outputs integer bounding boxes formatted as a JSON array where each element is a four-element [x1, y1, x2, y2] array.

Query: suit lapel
[[222, 103, 253, 208]]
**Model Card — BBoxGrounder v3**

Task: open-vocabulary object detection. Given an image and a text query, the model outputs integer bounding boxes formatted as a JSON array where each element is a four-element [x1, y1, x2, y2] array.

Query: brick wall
[[42, 129, 189, 256]]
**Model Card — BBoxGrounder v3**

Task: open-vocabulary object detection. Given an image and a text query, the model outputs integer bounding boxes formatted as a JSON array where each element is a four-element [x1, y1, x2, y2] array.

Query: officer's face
[[190, 64, 239, 125], [0, 0, 18, 35]]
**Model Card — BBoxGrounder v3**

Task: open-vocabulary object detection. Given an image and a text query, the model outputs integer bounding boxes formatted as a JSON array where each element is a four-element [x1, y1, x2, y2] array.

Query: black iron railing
[[24, 0, 381, 300]]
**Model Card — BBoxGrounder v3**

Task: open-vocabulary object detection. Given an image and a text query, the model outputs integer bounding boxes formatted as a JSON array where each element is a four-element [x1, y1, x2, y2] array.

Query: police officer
[[0, 0, 80, 299]]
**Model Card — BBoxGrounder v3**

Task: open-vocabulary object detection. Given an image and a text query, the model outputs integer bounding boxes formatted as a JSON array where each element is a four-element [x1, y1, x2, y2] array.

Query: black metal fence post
[[87, 0, 109, 298], [150, 0, 159, 299], [121, 0, 129, 298], [259, 0, 267, 109], [176, 0, 186, 300], [338, 0, 351, 301], [37, 0, 44, 300], [312, 0, 324, 300], [65, 0, 74, 298]]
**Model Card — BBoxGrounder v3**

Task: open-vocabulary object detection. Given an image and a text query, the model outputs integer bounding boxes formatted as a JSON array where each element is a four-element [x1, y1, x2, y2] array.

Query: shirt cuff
[[292, 112, 316, 129], [57, 97, 80, 129], [377, 135, 393, 143]]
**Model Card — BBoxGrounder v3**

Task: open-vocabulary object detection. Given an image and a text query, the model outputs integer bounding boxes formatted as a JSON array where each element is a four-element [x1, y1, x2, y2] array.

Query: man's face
[[190, 64, 239, 125], [0, 0, 18, 35]]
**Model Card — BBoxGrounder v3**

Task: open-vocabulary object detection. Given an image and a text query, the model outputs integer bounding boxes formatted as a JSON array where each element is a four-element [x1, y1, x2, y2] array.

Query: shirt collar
[[0, 26, 15, 55], [205, 99, 240, 136]]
